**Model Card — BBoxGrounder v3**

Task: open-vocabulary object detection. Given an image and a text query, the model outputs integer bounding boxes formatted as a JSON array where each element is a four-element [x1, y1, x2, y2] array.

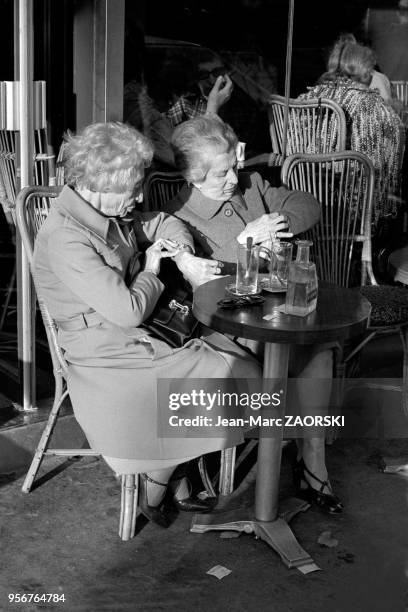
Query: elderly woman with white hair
[[33, 121, 261, 528], [164, 115, 343, 514]]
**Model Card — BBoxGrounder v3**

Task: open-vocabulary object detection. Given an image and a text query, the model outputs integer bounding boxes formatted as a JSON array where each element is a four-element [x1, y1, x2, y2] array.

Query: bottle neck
[[296, 245, 310, 264]]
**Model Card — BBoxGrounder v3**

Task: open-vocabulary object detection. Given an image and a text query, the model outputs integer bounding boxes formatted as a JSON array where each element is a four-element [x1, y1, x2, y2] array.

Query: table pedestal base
[[191, 497, 313, 569]]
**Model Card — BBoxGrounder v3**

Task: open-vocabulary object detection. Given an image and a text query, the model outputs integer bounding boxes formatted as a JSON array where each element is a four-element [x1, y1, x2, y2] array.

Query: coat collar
[[178, 182, 248, 220], [55, 185, 126, 242]]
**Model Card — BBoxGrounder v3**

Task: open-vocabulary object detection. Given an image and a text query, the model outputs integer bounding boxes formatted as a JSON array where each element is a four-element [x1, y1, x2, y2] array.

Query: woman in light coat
[[33, 121, 260, 527]]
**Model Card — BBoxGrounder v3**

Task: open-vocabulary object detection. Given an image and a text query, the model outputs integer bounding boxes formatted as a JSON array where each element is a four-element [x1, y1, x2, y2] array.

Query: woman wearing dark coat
[[163, 115, 343, 514]]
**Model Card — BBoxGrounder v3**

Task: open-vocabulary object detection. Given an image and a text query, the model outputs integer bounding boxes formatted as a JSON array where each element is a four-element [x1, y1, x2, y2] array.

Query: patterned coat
[[298, 77, 405, 223]]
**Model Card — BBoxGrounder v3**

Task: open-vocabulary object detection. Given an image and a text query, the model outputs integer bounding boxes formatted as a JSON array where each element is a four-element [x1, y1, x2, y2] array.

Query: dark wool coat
[[163, 171, 321, 272]]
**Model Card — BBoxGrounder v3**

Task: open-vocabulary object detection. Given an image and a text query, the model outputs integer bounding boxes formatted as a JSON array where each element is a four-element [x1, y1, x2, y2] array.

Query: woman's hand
[[144, 239, 182, 275], [206, 75, 234, 114], [237, 213, 293, 245], [175, 252, 224, 290]]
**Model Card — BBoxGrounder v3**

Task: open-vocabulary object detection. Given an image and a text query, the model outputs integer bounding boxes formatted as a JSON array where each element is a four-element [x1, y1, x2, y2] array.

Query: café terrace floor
[[0, 333, 407, 612]]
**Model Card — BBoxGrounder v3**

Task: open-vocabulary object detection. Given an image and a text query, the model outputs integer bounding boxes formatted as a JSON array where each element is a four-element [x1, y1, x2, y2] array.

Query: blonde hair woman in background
[[298, 36, 405, 225]]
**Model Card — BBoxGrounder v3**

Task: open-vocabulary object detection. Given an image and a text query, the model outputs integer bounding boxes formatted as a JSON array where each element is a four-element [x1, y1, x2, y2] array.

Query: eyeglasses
[[217, 295, 265, 310]]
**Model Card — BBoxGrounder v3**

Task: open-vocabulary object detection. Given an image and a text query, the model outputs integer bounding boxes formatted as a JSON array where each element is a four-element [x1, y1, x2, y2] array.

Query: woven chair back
[[268, 95, 347, 165], [16, 185, 65, 374], [142, 171, 185, 212], [281, 151, 376, 288]]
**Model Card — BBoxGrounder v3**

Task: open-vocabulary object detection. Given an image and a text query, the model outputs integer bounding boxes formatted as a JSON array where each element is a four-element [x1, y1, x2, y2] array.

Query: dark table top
[[193, 276, 371, 345]]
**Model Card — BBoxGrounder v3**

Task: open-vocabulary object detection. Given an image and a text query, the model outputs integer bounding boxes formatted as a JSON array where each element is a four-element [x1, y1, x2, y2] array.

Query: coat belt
[[56, 311, 103, 331]]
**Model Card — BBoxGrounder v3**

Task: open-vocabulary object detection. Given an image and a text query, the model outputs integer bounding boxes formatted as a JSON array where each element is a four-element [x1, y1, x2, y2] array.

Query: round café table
[[191, 276, 371, 568]]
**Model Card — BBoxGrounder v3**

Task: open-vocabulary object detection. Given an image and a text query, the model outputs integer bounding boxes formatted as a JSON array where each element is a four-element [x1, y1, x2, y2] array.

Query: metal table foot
[[190, 497, 312, 569]]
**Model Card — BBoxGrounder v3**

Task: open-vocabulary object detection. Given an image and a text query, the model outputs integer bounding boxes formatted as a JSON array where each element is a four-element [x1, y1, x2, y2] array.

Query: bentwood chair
[[281, 151, 408, 418], [15, 185, 138, 540], [268, 95, 347, 166]]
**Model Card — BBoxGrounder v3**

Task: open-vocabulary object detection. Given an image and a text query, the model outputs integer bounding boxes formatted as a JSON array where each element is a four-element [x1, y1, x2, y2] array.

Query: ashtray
[[226, 283, 262, 297]]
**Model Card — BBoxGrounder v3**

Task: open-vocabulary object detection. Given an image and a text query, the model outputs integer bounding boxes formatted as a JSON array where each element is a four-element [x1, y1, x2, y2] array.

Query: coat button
[[224, 208, 233, 217]]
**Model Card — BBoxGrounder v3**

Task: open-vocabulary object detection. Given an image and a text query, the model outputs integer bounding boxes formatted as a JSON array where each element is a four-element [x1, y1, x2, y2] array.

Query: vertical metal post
[[93, 0, 125, 122], [16, 0, 36, 411], [73, 0, 125, 128], [281, 0, 295, 160]]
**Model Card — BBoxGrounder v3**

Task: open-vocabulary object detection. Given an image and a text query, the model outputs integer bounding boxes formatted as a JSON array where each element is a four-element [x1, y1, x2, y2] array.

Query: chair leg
[[0, 262, 16, 331], [21, 375, 68, 493], [219, 447, 236, 495], [119, 474, 138, 541], [198, 456, 217, 498]]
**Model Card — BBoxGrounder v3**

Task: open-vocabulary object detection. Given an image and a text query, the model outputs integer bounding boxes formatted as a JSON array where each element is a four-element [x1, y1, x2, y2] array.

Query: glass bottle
[[285, 240, 318, 316]]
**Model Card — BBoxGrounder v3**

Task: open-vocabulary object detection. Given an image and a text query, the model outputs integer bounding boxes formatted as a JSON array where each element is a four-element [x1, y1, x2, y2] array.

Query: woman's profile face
[[195, 147, 238, 202], [91, 173, 144, 218]]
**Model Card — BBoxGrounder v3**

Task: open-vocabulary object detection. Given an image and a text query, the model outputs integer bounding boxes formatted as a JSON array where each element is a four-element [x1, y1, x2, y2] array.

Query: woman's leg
[[290, 346, 334, 487], [142, 467, 175, 506]]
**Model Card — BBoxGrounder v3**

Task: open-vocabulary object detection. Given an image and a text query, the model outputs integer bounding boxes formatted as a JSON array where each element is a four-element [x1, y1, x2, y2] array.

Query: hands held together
[[144, 239, 184, 275], [144, 240, 222, 289]]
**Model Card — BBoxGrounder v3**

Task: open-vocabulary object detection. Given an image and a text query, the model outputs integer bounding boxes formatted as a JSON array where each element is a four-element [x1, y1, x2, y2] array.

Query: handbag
[[141, 259, 200, 348]]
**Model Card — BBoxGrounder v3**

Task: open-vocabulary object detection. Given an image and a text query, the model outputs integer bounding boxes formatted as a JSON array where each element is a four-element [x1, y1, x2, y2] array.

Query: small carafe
[[285, 240, 318, 316]]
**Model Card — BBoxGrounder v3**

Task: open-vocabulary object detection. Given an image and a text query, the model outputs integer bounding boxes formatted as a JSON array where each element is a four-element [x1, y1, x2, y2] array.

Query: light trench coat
[[33, 186, 260, 467]]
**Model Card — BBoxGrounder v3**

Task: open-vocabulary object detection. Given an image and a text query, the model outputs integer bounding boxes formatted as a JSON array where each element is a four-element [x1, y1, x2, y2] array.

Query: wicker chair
[[16, 186, 138, 540], [0, 127, 55, 331], [142, 170, 185, 212], [390, 81, 408, 106], [268, 95, 347, 166], [390, 80, 408, 126], [281, 151, 408, 418]]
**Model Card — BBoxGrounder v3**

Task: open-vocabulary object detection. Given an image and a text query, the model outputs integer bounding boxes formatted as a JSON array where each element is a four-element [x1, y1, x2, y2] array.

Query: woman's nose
[[135, 191, 143, 204]]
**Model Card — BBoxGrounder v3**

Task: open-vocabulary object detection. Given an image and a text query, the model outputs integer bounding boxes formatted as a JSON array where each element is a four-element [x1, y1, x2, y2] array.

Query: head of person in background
[[322, 35, 376, 86], [325, 33, 392, 102], [195, 52, 229, 98], [172, 114, 239, 202]]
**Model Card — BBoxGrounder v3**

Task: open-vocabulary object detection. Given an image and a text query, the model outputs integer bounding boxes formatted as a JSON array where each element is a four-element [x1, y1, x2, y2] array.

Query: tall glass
[[235, 243, 260, 295], [269, 241, 293, 289]]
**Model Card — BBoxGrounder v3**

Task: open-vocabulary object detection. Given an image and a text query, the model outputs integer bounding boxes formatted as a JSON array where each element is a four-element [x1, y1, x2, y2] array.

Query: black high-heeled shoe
[[293, 458, 343, 515], [139, 473, 170, 528], [169, 476, 216, 513]]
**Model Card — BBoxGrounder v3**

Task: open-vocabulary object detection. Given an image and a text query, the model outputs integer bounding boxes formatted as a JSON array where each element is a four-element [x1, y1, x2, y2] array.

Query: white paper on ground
[[297, 563, 321, 574], [206, 565, 232, 579]]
